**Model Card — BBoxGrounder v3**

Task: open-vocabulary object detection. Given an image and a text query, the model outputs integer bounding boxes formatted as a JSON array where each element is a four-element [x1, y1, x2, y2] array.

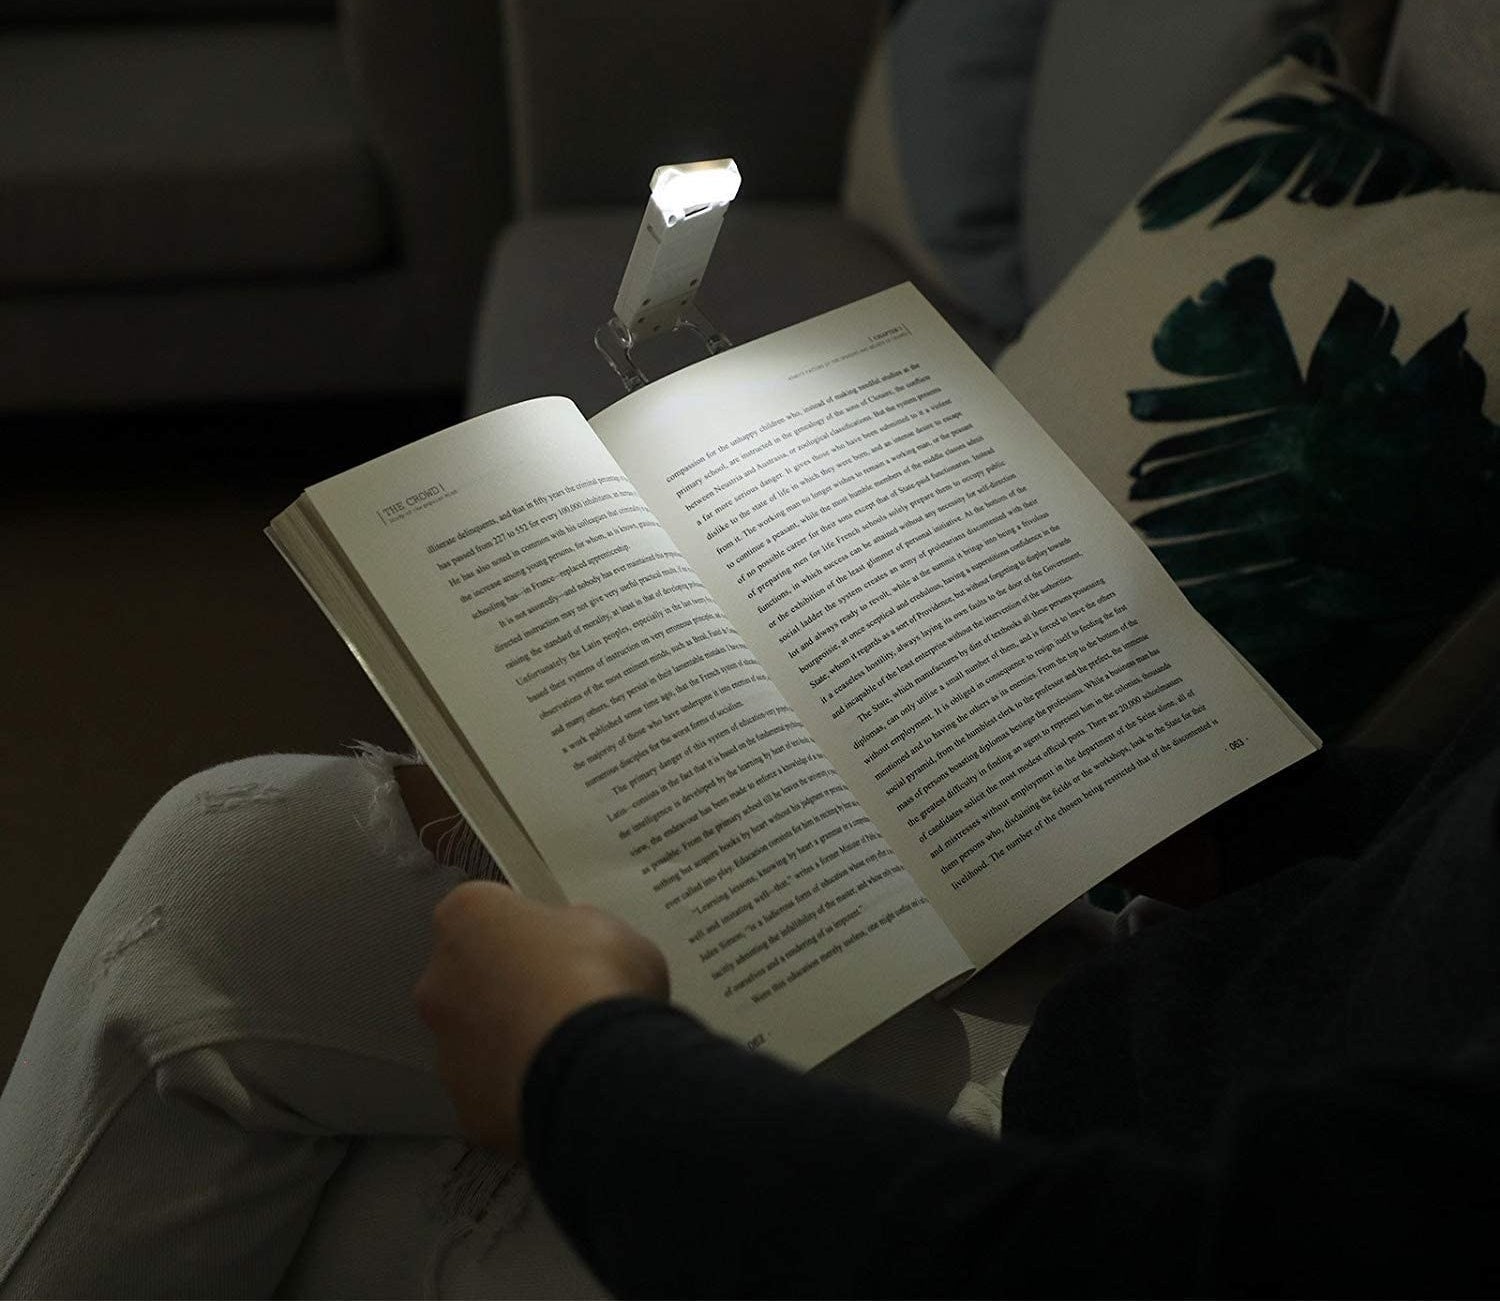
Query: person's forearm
[[521, 998, 1208, 1299]]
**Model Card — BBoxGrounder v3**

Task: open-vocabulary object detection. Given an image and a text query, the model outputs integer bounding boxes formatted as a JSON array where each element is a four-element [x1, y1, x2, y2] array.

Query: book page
[[593, 284, 1318, 963], [297, 397, 971, 1067]]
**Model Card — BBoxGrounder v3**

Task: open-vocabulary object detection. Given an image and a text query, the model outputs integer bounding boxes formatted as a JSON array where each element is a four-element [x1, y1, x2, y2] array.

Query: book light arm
[[595, 158, 740, 393]]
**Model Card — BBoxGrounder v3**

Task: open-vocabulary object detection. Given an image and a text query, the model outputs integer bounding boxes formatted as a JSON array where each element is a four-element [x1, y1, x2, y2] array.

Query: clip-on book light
[[595, 158, 741, 393]]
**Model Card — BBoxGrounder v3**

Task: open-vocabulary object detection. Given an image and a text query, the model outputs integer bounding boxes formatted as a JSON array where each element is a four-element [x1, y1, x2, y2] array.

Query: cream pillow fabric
[[996, 38, 1500, 736]]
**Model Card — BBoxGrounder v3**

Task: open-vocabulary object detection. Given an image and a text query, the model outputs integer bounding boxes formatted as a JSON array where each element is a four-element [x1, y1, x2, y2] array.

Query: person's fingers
[[413, 883, 669, 1154]]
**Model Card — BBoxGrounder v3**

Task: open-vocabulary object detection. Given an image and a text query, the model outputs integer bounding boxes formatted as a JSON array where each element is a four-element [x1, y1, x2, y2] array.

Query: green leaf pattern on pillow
[[1127, 256, 1500, 733], [1136, 83, 1454, 230]]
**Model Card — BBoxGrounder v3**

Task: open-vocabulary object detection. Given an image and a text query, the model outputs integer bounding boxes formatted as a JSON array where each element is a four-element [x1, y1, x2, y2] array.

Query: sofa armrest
[[502, 0, 883, 212]]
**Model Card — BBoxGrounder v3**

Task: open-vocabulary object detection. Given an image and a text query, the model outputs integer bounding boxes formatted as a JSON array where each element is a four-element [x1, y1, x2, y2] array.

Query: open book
[[269, 283, 1317, 1069]]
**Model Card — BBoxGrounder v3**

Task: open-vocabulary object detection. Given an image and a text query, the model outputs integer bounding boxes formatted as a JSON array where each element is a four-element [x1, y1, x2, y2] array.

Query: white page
[[593, 284, 1318, 963], [301, 396, 972, 1067]]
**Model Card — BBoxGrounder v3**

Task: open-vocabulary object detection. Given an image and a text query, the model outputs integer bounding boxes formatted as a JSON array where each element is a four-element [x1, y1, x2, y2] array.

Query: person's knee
[[87, 752, 461, 1025], [139, 755, 306, 839], [127, 754, 346, 867], [109, 753, 435, 913], [27, 756, 395, 1059]]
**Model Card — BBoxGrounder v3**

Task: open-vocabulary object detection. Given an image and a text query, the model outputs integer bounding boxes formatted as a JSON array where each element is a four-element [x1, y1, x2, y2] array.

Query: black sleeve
[[523, 999, 1500, 1299], [521, 997, 1209, 1299]]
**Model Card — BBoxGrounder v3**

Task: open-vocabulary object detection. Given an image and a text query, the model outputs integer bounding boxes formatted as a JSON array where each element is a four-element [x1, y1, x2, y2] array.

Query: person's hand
[[412, 882, 669, 1155]]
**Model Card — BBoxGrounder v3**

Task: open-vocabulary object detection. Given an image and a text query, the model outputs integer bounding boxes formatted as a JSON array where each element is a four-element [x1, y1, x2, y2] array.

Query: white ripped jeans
[[0, 749, 1100, 1297], [0, 750, 605, 1298]]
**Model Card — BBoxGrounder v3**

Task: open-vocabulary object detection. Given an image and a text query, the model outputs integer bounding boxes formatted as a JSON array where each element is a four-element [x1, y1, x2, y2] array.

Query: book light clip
[[595, 158, 740, 393]]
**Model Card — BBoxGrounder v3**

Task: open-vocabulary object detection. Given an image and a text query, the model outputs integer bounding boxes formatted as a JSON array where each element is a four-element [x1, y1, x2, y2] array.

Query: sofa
[[0, 0, 508, 410]]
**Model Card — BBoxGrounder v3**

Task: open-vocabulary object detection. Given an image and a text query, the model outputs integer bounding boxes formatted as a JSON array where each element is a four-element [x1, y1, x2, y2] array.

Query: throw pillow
[[995, 34, 1500, 738]]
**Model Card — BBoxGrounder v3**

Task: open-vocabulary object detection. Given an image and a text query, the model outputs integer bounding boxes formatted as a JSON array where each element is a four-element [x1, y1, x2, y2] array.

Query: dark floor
[[3, 391, 464, 1083]]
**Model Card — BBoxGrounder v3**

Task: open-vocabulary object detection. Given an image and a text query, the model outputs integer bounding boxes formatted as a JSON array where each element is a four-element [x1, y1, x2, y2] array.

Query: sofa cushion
[[0, 23, 389, 289], [841, 0, 1048, 338], [468, 205, 1004, 421], [995, 35, 1500, 738]]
